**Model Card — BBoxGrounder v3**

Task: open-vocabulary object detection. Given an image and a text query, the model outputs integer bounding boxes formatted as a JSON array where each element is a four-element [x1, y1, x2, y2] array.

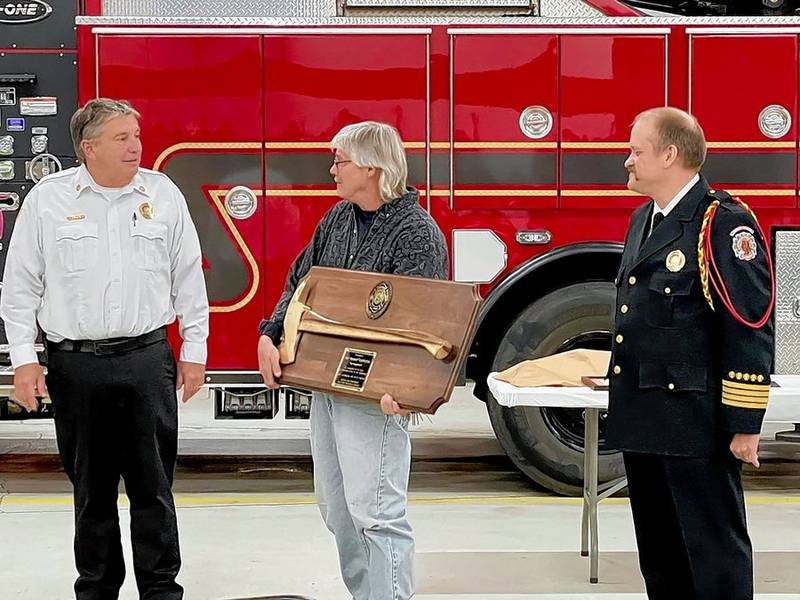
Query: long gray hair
[[331, 121, 408, 202]]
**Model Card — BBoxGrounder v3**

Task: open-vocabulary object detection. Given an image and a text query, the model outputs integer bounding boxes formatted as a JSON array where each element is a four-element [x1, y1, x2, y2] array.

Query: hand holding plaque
[[277, 267, 481, 413]]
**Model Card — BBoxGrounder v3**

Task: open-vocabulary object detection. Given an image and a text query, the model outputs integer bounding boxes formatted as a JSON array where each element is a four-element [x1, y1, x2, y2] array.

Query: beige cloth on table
[[494, 349, 611, 387]]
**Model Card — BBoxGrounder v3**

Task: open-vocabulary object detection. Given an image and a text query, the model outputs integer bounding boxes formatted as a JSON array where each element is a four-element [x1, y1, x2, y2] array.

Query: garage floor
[[2, 389, 799, 599]]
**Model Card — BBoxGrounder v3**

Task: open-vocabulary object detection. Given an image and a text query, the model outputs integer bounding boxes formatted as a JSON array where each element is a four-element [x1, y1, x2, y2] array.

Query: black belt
[[47, 327, 167, 356]]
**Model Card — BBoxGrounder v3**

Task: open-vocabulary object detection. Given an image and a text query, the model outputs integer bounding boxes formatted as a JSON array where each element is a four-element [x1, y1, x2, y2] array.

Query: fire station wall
[[452, 34, 558, 211], [690, 33, 798, 209]]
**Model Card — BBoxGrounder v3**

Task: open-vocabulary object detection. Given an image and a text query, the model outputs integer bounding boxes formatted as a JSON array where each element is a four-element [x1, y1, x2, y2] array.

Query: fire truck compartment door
[[452, 33, 558, 211], [690, 32, 797, 209]]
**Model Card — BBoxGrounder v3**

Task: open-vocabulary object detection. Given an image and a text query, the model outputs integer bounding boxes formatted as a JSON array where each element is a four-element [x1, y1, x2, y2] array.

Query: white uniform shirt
[[649, 173, 700, 233], [0, 165, 209, 368]]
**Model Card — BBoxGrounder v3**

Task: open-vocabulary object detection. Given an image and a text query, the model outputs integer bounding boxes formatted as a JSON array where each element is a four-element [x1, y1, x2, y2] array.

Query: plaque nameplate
[[332, 348, 377, 393]]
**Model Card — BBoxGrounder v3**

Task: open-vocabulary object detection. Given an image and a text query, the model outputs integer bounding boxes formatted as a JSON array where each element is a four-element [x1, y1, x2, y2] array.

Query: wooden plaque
[[278, 267, 482, 414], [581, 376, 609, 391]]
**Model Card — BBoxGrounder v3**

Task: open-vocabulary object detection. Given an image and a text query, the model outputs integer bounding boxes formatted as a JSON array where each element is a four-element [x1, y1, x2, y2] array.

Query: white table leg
[[581, 419, 590, 557], [585, 407, 600, 584]]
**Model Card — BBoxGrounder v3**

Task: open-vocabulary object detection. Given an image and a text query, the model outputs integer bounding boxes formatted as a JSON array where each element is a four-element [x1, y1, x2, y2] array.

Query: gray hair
[[70, 98, 141, 162], [331, 121, 408, 202]]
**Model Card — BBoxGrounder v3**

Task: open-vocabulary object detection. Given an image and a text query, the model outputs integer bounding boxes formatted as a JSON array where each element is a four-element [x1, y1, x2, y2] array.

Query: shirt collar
[[652, 173, 699, 220], [74, 164, 151, 199]]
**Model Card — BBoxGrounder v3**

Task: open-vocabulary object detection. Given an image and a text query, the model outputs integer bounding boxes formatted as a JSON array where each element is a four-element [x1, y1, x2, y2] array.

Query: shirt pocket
[[55, 222, 99, 273], [644, 271, 697, 328], [130, 220, 169, 272], [638, 361, 707, 393]]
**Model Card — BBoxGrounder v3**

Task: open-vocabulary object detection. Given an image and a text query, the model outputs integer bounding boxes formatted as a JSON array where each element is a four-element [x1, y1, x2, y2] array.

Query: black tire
[[486, 281, 625, 496]]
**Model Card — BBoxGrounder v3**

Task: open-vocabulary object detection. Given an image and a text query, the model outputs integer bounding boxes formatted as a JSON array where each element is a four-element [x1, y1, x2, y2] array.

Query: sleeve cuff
[[258, 319, 283, 347], [721, 374, 769, 434], [723, 407, 765, 435], [10, 345, 39, 369], [179, 341, 207, 365]]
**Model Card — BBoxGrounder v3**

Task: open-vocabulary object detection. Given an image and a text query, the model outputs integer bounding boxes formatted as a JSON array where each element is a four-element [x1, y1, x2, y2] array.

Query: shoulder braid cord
[[697, 196, 775, 329]]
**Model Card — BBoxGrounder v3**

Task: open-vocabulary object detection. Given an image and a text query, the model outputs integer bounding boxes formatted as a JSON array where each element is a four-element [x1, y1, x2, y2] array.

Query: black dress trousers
[[46, 338, 183, 600], [623, 450, 753, 600]]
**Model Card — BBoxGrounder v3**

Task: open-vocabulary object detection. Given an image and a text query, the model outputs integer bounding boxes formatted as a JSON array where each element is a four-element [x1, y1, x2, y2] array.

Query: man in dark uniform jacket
[[607, 107, 774, 600]]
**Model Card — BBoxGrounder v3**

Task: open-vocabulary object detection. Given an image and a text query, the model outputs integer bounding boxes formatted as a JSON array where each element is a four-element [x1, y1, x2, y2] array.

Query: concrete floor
[[3, 484, 800, 599], [2, 389, 800, 599]]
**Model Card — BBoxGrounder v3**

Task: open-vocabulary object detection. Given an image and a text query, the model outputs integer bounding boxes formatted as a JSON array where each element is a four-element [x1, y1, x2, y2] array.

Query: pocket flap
[[639, 361, 707, 392], [130, 220, 167, 241], [55, 222, 99, 241], [648, 271, 695, 296]]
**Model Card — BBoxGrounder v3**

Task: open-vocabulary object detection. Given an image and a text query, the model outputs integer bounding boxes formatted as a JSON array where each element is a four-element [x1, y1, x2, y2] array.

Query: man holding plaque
[[607, 107, 774, 600], [256, 121, 447, 600]]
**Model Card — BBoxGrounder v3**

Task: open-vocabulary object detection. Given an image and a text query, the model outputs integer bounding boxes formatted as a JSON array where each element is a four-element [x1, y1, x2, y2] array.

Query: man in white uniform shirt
[[0, 98, 209, 599]]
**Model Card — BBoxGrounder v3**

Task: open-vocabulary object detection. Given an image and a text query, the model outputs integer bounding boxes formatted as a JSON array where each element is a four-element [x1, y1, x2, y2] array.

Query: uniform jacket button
[[613, 365, 621, 375], [615, 334, 623, 343], [620, 304, 629, 314], [628, 276, 636, 285], [668, 383, 675, 390]]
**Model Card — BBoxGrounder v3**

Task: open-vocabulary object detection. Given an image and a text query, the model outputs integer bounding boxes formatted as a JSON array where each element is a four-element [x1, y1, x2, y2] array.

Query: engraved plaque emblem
[[366, 281, 392, 320]]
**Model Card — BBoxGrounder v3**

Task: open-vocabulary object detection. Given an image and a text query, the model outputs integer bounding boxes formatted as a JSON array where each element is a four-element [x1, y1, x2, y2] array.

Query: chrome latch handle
[[27, 153, 63, 183]]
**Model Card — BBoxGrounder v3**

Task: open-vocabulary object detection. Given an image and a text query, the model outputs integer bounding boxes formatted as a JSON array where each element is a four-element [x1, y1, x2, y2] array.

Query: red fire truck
[[2, 0, 800, 494]]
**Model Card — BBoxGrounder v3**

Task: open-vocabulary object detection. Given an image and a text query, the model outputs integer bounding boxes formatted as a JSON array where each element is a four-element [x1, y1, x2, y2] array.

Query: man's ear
[[81, 139, 94, 161], [663, 144, 679, 168]]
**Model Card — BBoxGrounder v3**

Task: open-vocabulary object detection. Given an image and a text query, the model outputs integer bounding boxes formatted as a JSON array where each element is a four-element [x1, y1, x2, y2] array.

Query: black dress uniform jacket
[[607, 175, 774, 457]]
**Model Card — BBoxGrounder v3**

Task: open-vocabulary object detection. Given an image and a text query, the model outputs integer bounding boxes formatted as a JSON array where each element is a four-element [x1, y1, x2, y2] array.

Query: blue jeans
[[310, 392, 415, 600]]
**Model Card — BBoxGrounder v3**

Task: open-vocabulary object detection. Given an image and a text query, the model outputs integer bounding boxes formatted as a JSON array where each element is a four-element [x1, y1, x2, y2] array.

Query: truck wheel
[[486, 281, 625, 496]]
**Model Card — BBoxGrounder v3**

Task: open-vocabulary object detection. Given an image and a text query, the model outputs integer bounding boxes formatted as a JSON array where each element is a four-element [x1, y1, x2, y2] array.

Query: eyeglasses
[[331, 159, 352, 169]]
